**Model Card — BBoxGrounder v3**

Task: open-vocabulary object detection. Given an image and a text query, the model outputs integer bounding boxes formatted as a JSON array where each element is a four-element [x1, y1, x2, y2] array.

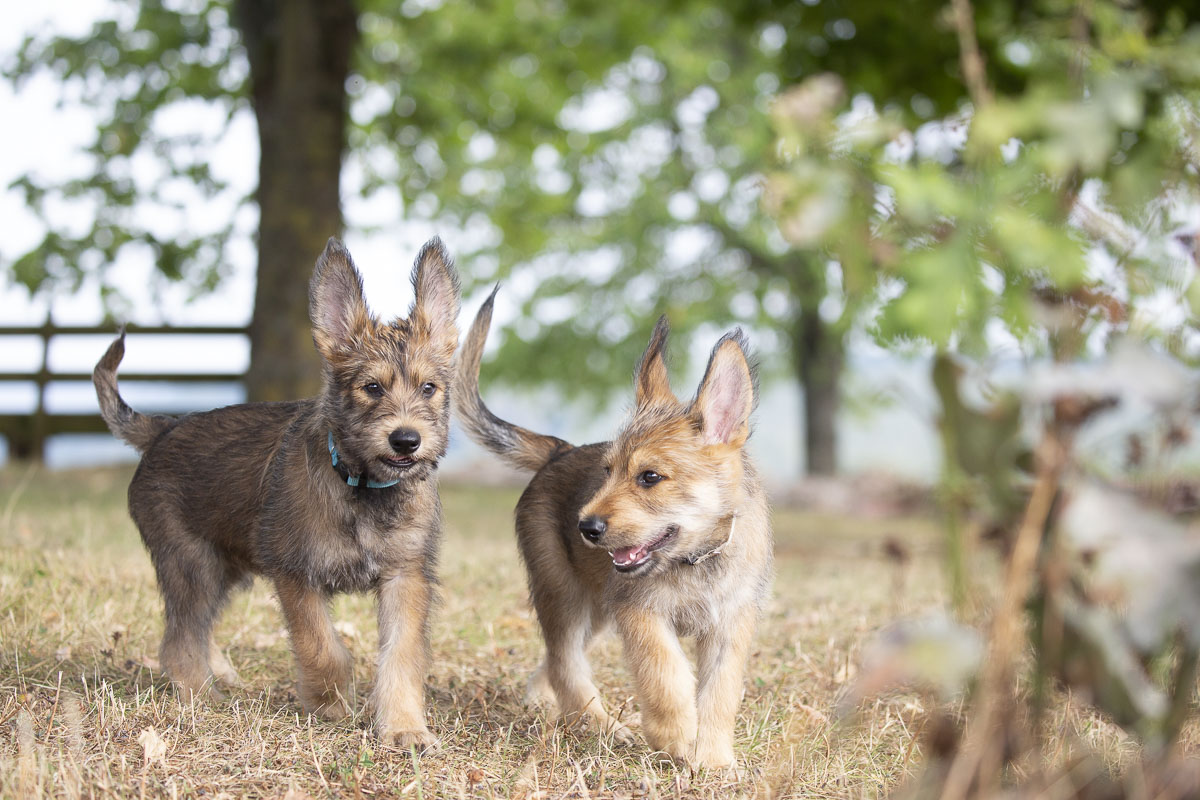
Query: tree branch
[[951, 0, 993, 108], [940, 430, 1067, 800]]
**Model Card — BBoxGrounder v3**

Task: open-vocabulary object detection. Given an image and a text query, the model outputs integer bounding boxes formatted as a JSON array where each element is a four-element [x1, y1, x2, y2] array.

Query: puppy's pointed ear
[[691, 330, 756, 447], [635, 315, 675, 408], [310, 238, 372, 358], [410, 237, 461, 357]]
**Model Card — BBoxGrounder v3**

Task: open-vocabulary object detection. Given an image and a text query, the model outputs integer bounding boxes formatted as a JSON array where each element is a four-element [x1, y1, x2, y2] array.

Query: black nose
[[578, 516, 607, 542], [388, 428, 421, 455]]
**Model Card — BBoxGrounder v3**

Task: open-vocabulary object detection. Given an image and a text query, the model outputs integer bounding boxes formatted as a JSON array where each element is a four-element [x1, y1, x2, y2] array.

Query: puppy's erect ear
[[635, 315, 675, 409], [691, 329, 756, 447], [410, 237, 461, 357], [310, 238, 372, 358]]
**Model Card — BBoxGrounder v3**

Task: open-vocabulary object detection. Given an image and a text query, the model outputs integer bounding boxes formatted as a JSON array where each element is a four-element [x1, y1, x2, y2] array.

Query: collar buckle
[[328, 431, 399, 489]]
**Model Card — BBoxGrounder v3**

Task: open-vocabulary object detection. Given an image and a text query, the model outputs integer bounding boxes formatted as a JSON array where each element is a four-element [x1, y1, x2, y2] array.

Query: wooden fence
[[0, 324, 247, 461]]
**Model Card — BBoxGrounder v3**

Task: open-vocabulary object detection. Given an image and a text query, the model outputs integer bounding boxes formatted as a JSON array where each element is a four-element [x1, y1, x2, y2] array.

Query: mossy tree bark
[[235, 0, 357, 402]]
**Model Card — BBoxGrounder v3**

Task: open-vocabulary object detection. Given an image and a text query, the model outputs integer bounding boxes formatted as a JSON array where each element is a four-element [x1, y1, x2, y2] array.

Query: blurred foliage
[[769, 0, 1200, 599], [5, 0, 1199, 473], [10, 0, 999, 472], [769, 1, 1200, 355], [844, 342, 1200, 794], [766, 0, 1200, 791], [5, 0, 832, 408], [347, 0, 836, 398], [921, 341, 1199, 796]]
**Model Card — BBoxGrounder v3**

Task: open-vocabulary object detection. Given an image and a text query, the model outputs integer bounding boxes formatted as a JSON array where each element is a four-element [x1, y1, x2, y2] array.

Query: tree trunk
[[793, 309, 843, 476], [235, 0, 357, 402]]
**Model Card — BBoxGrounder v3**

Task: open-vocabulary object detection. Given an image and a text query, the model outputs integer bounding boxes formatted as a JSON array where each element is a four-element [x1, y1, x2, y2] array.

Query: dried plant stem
[[1164, 643, 1200, 753], [940, 432, 1066, 800], [951, 0, 993, 108]]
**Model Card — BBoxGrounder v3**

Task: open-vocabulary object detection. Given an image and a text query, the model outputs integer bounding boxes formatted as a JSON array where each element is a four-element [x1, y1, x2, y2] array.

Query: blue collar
[[327, 431, 399, 489]]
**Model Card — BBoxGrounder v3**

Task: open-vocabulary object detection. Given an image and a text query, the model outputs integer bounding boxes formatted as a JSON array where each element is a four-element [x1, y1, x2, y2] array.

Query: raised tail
[[454, 287, 573, 472], [92, 331, 174, 453]]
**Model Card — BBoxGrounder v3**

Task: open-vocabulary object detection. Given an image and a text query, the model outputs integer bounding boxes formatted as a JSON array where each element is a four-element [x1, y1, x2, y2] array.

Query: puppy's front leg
[[372, 568, 436, 749], [693, 606, 758, 769], [617, 608, 696, 762], [275, 575, 353, 720]]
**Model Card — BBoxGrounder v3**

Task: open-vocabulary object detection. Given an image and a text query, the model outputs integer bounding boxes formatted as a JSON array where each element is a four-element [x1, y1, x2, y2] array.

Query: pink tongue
[[612, 545, 647, 565]]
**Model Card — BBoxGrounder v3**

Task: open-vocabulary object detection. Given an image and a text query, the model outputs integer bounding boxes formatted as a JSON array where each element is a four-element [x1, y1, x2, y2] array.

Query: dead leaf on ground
[[137, 726, 167, 769]]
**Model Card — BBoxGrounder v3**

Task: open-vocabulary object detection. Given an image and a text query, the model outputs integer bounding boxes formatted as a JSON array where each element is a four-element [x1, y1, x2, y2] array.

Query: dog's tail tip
[[455, 290, 572, 473], [92, 329, 172, 453], [93, 330, 128, 385]]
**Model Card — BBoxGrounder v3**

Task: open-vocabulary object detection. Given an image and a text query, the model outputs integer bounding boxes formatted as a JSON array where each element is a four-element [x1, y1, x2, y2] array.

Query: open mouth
[[381, 456, 416, 470], [609, 525, 678, 573]]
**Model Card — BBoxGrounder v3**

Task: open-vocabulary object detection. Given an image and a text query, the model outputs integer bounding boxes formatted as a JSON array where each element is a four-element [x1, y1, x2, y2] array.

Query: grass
[[0, 464, 1141, 798]]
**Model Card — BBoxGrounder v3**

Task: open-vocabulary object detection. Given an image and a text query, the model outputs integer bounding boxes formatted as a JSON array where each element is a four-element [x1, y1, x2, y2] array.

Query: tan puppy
[[455, 291, 772, 769]]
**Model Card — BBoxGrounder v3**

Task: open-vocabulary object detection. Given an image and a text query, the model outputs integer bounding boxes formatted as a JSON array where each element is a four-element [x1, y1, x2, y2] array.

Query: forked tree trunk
[[793, 307, 843, 476], [235, 0, 357, 402]]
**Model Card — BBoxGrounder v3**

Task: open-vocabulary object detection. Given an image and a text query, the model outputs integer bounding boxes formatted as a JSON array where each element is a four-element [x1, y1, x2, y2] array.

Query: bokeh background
[[0, 1, 1196, 483]]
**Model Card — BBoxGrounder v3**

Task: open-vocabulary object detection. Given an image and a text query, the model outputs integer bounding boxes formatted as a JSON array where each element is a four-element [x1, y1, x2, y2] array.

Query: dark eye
[[603, 465, 612, 476], [637, 470, 664, 487], [421, 382, 437, 397], [363, 382, 384, 397]]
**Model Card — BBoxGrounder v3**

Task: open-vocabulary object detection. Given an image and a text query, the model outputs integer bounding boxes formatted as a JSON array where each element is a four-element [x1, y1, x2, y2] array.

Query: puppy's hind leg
[[208, 575, 251, 689], [692, 607, 757, 770], [151, 532, 232, 703], [208, 636, 243, 689], [539, 599, 634, 744], [525, 660, 557, 710]]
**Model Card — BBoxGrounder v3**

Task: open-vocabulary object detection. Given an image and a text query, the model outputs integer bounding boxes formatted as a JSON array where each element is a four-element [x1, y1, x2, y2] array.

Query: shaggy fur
[[93, 237, 460, 749], [455, 290, 773, 770]]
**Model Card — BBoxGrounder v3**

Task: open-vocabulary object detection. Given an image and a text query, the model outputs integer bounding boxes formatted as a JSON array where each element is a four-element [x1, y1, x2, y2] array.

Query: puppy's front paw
[[524, 667, 557, 709], [690, 741, 737, 771], [312, 699, 352, 721], [376, 723, 438, 752], [298, 684, 351, 721], [173, 680, 226, 705], [213, 669, 244, 690], [651, 738, 694, 766], [603, 720, 637, 746]]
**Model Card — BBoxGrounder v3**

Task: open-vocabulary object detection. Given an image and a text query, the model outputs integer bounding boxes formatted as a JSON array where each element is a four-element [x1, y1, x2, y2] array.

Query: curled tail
[[92, 331, 174, 453], [454, 287, 573, 472]]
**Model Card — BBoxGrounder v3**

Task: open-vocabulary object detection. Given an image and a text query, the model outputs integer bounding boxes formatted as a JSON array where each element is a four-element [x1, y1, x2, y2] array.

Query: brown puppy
[[455, 290, 772, 769], [92, 238, 459, 749]]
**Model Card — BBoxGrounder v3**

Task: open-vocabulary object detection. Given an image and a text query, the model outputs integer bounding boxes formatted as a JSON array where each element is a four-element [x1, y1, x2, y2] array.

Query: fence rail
[[0, 323, 248, 461]]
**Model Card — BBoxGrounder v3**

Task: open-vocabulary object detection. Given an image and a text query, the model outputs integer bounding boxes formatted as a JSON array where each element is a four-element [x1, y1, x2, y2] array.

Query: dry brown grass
[[0, 464, 1146, 798]]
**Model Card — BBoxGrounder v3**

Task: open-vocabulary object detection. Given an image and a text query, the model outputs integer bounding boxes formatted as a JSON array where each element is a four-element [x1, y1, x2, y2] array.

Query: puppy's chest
[[308, 505, 428, 593], [630, 566, 758, 637]]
